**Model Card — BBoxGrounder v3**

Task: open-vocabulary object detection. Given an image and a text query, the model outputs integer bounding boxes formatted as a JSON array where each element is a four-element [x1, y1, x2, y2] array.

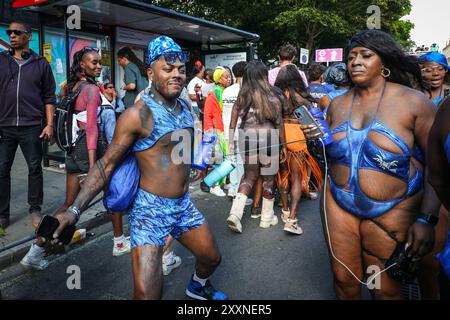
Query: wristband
[[417, 218, 431, 226], [67, 206, 81, 223], [416, 211, 439, 227]]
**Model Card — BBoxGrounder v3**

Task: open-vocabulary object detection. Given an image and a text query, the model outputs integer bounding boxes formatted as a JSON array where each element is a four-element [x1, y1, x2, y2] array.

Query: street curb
[[0, 188, 206, 278], [0, 209, 110, 271]]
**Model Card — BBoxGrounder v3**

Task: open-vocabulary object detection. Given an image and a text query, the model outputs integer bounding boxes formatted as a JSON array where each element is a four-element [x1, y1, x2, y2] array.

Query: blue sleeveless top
[[327, 89, 348, 101], [132, 94, 194, 152], [326, 86, 423, 218], [434, 96, 445, 106], [309, 83, 334, 100]]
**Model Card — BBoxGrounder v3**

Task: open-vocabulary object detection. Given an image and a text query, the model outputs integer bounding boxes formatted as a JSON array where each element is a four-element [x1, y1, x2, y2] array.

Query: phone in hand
[[58, 224, 77, 245], [36, 215, 77, 245], [36, 215, 59, 239], [294, 106, 323, 137]]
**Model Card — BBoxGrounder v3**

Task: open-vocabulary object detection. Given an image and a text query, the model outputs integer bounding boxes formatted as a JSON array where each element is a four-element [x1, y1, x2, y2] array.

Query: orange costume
[[278, 120, 323, 194]]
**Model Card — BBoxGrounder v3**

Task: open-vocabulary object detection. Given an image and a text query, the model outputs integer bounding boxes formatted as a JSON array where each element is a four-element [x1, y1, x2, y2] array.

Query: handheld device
[[36, 215, 59, 239], [294, 106, 323, 137], [36, 215, 77, 245], [385, 242, 420, 282]]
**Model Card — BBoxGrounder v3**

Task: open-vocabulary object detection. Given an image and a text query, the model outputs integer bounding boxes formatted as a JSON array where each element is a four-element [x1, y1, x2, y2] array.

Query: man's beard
[[154, 82, 181, 100]]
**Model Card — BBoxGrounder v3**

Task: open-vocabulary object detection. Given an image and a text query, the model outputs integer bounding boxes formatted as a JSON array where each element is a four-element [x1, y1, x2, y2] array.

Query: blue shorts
[[128, 188, 205, 249]]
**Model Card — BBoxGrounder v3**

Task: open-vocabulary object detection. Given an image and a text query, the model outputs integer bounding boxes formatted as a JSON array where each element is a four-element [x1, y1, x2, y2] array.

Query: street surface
[[0, 188, 338, 300]]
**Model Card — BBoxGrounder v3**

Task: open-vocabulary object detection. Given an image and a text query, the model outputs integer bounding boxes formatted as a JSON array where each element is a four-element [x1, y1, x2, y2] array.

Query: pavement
[[0, 150, 338, 299], [0, 149, 418, 300], [0, 183, 337, 300], [0, 148, 109, 270]]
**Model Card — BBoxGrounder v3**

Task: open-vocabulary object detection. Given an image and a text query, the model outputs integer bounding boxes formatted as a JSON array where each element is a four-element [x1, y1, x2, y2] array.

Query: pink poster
[[315, 49, 343, 63]]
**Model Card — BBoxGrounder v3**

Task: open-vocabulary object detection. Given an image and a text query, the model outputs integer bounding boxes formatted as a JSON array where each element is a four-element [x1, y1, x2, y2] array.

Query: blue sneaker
[[185, 276, 228, 300]]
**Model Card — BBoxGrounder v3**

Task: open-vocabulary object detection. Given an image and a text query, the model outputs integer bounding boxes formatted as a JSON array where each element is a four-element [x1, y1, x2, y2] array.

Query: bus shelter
[[0, 0, 259, 165]]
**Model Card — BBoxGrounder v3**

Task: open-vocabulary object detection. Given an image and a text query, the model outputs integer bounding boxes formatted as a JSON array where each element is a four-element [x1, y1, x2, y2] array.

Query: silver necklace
[[149, 92, 178, 114]]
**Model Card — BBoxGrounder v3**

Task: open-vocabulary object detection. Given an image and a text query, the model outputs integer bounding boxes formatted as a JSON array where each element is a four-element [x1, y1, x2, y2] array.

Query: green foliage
[[148, 0, 414, 62]]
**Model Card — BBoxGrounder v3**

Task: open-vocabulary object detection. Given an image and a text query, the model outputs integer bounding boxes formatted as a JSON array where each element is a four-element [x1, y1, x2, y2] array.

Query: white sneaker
[[163, 251, 182, 276], [223, 184, 231, 190], [20, 244, 49, 270], [284, 218, 303, 235], [113, 238, 131, 256], [210, 185, 226, 197]]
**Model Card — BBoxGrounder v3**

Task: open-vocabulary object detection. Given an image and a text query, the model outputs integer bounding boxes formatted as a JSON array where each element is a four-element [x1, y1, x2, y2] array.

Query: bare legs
[[132, 222, 221, 300]]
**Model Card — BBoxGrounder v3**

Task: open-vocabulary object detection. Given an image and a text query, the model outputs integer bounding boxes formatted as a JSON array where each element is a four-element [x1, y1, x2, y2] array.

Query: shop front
[[0, 0, 259, 165]]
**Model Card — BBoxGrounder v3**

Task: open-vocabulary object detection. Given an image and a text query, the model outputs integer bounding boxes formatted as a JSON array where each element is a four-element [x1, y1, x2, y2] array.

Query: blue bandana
[[419, 52, 450, 72], [146, 36, 189, 67]]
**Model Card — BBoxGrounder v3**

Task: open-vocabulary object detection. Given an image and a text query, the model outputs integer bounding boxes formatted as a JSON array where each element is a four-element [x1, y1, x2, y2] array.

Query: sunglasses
[[6, 29, 29, 36], [82, 46, 100, 53], [421, 66, 446, 73], [106, 86, 115, 89], [151, 51, 190, 66]]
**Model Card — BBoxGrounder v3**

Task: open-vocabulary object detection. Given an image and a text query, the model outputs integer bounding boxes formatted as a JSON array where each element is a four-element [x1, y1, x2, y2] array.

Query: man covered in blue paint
[[50, 36, 228, 300]]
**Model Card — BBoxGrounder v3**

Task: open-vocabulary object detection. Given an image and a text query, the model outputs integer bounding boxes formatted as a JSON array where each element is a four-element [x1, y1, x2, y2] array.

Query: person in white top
[[268, 44, 308, 87], [187, 60, 206, 115], [223, 61, 247, 198]]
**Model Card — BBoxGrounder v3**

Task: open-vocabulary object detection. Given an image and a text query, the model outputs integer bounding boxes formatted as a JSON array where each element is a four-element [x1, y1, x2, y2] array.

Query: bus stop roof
[[30, 0, 260, 44]]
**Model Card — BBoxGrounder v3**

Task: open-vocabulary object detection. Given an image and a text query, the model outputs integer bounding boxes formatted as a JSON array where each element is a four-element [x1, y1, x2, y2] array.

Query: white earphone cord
[[318, 138, 397, 287]]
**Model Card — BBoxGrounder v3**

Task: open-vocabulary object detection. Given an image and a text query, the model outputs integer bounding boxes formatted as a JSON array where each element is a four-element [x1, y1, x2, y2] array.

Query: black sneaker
[[200, 181, 210, 193], [0, 216, 10, 229], [251, 207, 261, 219]]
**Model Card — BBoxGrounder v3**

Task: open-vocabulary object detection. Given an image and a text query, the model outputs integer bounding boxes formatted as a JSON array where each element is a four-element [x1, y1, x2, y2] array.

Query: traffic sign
[[315, 48, 343, 63], [300, 48, 309, 65]]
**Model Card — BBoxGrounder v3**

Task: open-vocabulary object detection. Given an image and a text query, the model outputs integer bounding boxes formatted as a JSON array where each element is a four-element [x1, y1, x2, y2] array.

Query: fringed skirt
[[277, 122, 323, 194]]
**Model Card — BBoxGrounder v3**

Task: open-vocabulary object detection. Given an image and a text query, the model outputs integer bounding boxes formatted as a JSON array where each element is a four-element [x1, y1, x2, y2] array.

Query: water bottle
[[70, 228, 87, 245], [308, 107, 334, 146], [193, 135, 216, 170], [204, 159, 236, 187]]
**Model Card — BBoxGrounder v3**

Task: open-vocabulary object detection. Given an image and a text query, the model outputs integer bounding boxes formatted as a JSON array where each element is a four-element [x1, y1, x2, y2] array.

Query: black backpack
[[53, 83, 86, 153]]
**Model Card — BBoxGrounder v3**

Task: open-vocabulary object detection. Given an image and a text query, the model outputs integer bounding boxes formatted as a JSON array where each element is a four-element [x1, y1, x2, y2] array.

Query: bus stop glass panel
[[42, 26, 67, 97], [69, 31, 112, 86]]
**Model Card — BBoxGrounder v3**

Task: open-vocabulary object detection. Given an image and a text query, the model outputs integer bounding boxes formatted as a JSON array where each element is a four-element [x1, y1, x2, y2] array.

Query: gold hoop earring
[[381, 67, 391, 78]]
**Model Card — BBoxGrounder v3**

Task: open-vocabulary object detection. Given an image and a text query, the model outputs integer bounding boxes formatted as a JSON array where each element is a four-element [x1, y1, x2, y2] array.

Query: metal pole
[[64, 8, 70, 87], [0, 235, 37, 254]]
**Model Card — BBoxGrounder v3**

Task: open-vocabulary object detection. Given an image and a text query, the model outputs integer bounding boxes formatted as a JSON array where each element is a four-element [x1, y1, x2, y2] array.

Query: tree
[[149, 0, 414, 63]]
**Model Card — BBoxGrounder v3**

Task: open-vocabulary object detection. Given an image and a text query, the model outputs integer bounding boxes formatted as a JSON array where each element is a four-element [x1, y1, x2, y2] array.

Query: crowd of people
[[0, 19, 449, 300]]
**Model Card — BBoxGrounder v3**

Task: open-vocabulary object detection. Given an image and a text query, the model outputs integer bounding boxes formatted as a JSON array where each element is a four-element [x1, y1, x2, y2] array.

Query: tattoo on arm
[[138, 105, 152, 132], [95, 159, 107, 187]]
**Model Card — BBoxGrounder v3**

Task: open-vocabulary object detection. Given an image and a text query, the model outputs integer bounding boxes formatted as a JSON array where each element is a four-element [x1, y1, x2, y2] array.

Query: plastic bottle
[[193, 135, 216, 170], [70, 228, 86, 245], [308, 107, 334, 146], [204, 159, 236, 187]]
